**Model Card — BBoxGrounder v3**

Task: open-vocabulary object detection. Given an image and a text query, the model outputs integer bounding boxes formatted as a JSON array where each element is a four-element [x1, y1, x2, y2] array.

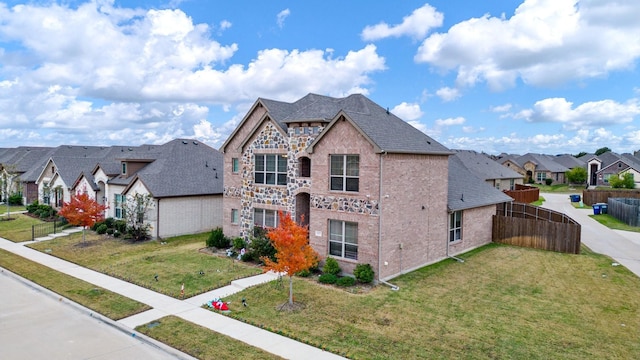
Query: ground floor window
[[536, 172, 547, 182], [449, 211, 462, 242], [329, 220, 358, 260], [114, 194, 125, 219], [254, 208, 279, 228], [231, 209, 239, 224]]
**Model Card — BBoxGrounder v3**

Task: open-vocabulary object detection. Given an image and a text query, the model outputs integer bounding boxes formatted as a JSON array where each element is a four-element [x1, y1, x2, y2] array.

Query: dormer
[[119, 158, 154, 178]]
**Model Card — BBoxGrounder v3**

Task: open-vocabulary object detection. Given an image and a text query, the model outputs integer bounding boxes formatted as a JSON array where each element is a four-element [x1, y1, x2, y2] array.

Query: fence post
[[54, 220, 57, 234]]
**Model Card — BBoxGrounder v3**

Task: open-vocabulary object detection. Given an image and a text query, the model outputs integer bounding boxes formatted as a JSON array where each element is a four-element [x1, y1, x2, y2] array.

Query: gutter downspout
[[446, 210, 464, 263], [156, 198, 160, 239], [378, 151, 399, 291]]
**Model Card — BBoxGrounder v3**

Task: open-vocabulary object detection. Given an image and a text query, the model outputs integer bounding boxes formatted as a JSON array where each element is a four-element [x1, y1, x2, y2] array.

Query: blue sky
[[1, 0, 639, 155]]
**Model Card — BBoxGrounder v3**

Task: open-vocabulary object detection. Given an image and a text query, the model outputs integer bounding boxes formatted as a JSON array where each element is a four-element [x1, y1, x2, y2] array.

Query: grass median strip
[[136, 316, 283, 360], [0, 249, 150, 320]]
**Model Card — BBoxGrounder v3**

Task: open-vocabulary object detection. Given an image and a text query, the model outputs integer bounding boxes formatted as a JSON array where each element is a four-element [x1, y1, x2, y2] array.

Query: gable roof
[[122, 139, 223, 198], [305, 94, 451, 155], [552, 154, 585, 169], [452, 149, 522, 181], [448, 156, 513, 211]]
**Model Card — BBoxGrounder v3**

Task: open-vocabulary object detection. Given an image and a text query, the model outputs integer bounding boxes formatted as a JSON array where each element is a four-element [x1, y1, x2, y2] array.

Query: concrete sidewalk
[[540, 192, 640, 278], [0, 237, 346, 360]]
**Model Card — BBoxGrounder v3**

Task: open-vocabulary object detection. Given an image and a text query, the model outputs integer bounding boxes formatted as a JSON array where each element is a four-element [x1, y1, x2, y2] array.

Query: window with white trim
[[330, 155, 359, 192], [254, 154, 287, 185], [254, 208, 279, 228], [536, 172, 547, 182], [232, 158, 239, 173], [449, 211, 462, 242], [231, 209, 239, 224], [329, 220, 358, 260], [114, 194, 125, 219]]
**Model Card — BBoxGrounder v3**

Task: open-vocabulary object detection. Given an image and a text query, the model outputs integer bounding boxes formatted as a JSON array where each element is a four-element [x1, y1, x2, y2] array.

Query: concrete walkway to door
[[540, 192, 640, 278]]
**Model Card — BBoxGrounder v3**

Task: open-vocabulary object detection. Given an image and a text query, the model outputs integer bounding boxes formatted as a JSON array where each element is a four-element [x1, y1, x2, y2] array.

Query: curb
[[0, 267, 197, 360]]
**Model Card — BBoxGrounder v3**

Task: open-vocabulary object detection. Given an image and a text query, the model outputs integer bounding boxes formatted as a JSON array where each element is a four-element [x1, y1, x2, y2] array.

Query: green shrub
[[545, 178, 553, 186], [318, 273, 337, 284], [323, 258, 341, 276], [113, 230, 121, 238], [296, 269, 311, 277], [27, 201, 39, 213], [232, 237, 246, 250], [206, 227, 230, 248], [106, 228, 114, 235], [8, 193, 22, 206], [104, 217, 115, 229], [114, 220, 127, 233], [91, 220, 103, 231], [248, 227, 276, 264], [336, 276, 356, 287], [354, 263, 375, 284], [96, 224, 108, 234]]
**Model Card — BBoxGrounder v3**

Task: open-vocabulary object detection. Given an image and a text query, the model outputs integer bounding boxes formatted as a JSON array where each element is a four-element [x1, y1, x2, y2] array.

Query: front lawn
[[27, 231, 263, 298], [0, 213, 46, 242], [0, 249, 150, 320], [219, 245, 640, 359]]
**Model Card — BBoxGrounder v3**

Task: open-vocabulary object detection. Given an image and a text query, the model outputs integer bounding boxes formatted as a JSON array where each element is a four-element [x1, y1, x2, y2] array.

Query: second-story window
[[232, 158, 239, 173], [330, 155, 359, 192], [121, 162, 127, 175], [299, 157, 311, 177], [254, 154, 287, 185]]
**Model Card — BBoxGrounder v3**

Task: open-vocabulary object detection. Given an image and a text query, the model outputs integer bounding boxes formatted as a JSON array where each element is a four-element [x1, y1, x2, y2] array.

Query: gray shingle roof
[[510, 153, 569, 173], [552, 154, 586, 169], [275, 93, 451, 155], [452, 149, 522, 181], [125, 139, 223, 198], [448, 156, 513, 211]]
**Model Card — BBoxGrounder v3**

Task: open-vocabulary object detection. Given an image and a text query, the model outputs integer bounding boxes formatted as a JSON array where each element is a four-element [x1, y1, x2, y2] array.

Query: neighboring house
[[498, 153, 570, 184], [72, 139, 223, 239], [221, 93, 512, 281], [0, 146, 54, 204], [580, 151, 640, 187], [452, 150, 523, 190]]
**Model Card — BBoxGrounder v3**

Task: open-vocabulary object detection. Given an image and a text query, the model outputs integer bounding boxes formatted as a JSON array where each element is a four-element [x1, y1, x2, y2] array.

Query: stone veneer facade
[[223, 104, 485, 281]]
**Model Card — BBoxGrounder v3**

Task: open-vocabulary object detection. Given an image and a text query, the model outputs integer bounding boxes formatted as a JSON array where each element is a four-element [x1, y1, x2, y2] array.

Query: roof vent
[[193, 141, 198, 145], [182, 140, 188, 144]]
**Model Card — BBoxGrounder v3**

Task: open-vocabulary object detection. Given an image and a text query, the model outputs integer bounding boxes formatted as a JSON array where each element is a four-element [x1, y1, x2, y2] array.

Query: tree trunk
[[82, 227, 86, 243], [288, 275, 293, 305]]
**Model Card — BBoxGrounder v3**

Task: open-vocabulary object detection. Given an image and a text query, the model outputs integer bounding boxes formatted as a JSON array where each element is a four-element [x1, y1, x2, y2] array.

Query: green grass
[[0, 205, 27, 214], [27, 231, 263, 298], [531, 196, 545, 206], [136, 316, 283, 360], [531, 183, 580, 193], [0, 249, 150, 320], [0, 213, 46, 242], [589, 214, 640, 233], [218, 245, 640, 360]]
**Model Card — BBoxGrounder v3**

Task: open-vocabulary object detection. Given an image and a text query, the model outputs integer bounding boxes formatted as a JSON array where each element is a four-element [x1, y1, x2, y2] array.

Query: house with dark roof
[[71, 139, 223, 238], [498, 153, 571, 184], [580, 151, 640, 188], [0, 146, 54, 204], [221, 93, 512, 281], [452, 150, 523, 190]]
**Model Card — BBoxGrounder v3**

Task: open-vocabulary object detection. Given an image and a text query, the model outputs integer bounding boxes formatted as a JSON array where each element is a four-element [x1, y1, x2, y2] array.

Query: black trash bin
[[600, 203, 608, 214]]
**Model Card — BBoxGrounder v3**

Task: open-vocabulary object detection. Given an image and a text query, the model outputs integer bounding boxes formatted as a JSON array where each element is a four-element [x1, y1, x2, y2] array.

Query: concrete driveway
[[540, 192, 640, 277], [0, 271, 185, 360]]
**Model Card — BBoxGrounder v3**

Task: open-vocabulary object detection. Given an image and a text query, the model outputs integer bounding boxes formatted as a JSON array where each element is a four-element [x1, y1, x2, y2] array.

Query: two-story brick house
[[221, 93, 511, 281]]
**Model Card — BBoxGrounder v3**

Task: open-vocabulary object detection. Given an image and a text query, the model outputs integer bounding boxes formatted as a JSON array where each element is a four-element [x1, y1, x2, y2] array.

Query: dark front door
[[590, 164, 598, 186]]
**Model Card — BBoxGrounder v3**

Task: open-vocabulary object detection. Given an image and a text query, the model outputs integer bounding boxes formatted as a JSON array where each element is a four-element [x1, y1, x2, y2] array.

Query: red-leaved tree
[[263, 212, 318, 307], [58, 188, 108, 242]]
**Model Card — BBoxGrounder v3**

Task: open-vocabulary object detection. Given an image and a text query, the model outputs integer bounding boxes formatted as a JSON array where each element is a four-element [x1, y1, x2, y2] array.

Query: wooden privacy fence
[[503, 184, 540, 204], [493, 202, 581, 254], [582, 189, 640, 206], [607, 198, 640, 227]]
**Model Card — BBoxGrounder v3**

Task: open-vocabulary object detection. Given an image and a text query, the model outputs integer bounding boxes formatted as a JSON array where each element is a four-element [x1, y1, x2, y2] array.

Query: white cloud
[[490, 103, 512, 112], [277, 8, 290, 29], [435, 116, 465, 127], [415, 0, 640, 90], [515, 97, 640, 130], [435, 86, 461, 102], [361, 4, 443, 41], [219, 20, 232, 31], [462, 126, 484, 134], [391, 102, 423, 120]]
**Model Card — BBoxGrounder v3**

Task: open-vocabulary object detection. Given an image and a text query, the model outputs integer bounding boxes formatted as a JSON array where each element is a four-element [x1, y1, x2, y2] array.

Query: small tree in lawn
[[121, 193, 154, 241], [263, 212, 318, 309], [58, 188, 108, 243]]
